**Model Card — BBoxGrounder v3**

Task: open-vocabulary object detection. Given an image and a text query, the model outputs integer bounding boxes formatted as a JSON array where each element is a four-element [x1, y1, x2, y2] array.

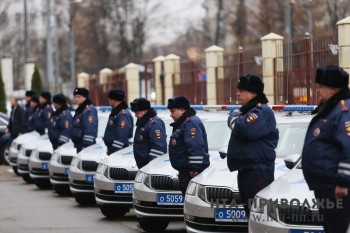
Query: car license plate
[[156, 193, 184, 205], [114, 183, 134, 193], [64, 167, 70, 175], [85, 174, 95, 184], [289, 230, 324, 233], [41, 163, 49, 170], [214, 208, 248, 222]]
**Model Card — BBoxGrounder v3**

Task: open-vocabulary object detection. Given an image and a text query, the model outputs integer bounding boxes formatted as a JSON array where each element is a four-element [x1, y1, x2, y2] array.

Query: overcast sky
[[145, 0, 206, 47]]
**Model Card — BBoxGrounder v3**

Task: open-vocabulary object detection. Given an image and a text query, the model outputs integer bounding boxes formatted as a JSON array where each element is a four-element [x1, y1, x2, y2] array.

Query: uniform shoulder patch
[[88, 115, 93, 124], [339, 100, 349, 112], [247, 113, 258, 123], [190, 127, 196, 138], [345, 121, 350, 136], [120, 120, 126, 128], [155, 130, 161, 139]]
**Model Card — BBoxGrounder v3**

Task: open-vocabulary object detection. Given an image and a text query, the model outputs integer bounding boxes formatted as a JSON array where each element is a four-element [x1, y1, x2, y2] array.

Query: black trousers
[[178, 171, 192, 195], [237, 166, 274, 216], [314, 190, 350, 233]]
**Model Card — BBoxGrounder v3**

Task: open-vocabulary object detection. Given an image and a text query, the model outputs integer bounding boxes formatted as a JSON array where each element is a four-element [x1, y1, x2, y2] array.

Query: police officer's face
[[134, 110, 147, 120], [30, 101, 38, 108], [236, 89, 257, 106], [25, 96, 31, 103], [170, 108, 185, 121], [53, 102, 61, 110], [316, 84, 341, 102], [74, 95, 86, 105], [10, 97, 17, 106], [39, 96, 47, 105]]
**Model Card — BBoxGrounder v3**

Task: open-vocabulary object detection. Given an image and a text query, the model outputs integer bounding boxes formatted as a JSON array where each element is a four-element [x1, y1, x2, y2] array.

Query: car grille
[[108, 167, 137, 180], [206, 187, 243, 205], [151, 175, 180, 191], [60, 155, 73, 165], [38, 152, 52, 161], [81, 160, 98, 172], [25, 149, 32, 157], [278, 205, 323, 226]]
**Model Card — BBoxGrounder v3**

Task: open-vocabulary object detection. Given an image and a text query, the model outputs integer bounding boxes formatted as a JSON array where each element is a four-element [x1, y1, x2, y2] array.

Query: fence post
[[152, 56, 165, 105], [77, 72, 90, 88], [304, 33, 311, 105], [205, 45, 224, 105], [99, 68, 113, 93], [125, 63, 140, 104], [337, 16, 350, 75], [238, 46, 243, 77], [261, 33, 284, 104], [164, 54, 180, 100]]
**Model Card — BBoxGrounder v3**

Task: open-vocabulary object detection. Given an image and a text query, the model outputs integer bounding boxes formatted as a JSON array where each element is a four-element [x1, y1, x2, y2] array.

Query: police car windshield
[[205, 121, 231, 150], [275, 122, 309, 158]]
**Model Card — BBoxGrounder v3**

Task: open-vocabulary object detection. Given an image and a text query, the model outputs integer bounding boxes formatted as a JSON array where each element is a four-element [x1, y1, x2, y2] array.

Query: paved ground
[[0, 165, 186, 233]]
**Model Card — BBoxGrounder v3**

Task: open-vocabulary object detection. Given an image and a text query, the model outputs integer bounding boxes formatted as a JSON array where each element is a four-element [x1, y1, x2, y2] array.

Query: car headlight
[[71, 157, 81, 168], [186, 181, 197, 196], [251, 196, 265, 214], [197, 184, 206, 202], [96, 164, 107, 175], [20, 147, 25, 155], [134, 171, 144, 183], [10, 141, 16, 149], [143, 173, 151, 189], [31, 149, 39, 159], [50, 152, 60, 162], [267, 199, 278, 221]]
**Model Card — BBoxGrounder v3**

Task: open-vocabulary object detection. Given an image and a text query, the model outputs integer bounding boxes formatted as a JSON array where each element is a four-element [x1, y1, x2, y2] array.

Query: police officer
[[103, 90, 133, 155], [302, 65, 350, 233], [22, 90, 36, 133], [226, 74, 279, 216], [71, 88, 98, 153], [130, 98, 167, 168], [34, 91, 54, 135], [167, 96, 209, 195], [27, 95, 39, 132], [48, 94, 73, 150]]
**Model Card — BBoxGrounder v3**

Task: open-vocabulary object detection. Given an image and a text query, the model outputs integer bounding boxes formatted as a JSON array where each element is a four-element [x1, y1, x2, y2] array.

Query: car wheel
[[53, 185, 71, 196], [0, 142, 10, 165], [99, 205, 129, 218], [22, 174, 33, 184], [73, 194, 96, 205], [137, 218, 169, 232], [3, 143, 10, 165], [33, 179, 52, 189], [12, 166, 19, 175]]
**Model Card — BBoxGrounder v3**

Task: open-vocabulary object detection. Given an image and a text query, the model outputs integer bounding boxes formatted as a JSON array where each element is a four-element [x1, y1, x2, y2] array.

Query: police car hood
[[190, 157, 289, 189], [140, 151, 223, 179], [13, 131, 40, 145], [75, 138, 107, 162], [35, 135, 54, 153], [22, 134, 50, 151], [256, 166, 315, 203], [55, 140, 76, 157], [99, 146, 138, 170]]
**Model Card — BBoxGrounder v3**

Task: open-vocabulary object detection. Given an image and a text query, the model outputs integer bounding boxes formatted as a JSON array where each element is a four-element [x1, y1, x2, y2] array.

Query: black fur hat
[[167, 96, 190, 110], [315, 65, 349, 88], [108, 90, 125, 101], [237, 74, 264, 94], [130, 98, 151, 111], [73, 87, 89, 97], [25, 90, 36, 97], [40, 91, 51, 102], [52, 94, 66, 105], [31, 95, 39, 104]]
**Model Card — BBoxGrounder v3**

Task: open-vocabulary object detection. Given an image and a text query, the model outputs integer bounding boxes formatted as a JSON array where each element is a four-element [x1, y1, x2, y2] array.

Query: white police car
[[133, 113, 231, 232], [50, 111, 109, 196], [183, 106, 314, 233], [249, 161, 324, 233], [9, 131, 40, 175]]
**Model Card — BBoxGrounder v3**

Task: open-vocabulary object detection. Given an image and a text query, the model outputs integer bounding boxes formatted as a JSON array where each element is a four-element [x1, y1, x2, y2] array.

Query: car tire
[[22, 174, 33, 183], [0, 141, 10, 165], [99, 205, 129, 218], [3, 143, 10, 165], [33, 179, 52, 189], [53, 185, 71, 196], [12, 166, 19, 175], [137, 218, 169, 232], [73, 194, 96, 205]]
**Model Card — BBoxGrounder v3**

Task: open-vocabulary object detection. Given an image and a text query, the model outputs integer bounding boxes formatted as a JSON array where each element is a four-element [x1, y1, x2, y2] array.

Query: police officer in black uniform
[[227, 74, 279, 216], [71, 88, 98, 153], [130, 98, 167, 168], [27, 95, 39, 132], [103, 90, 133, 155], [302, 66, 350, 233], [33, 91, 54, 135], [167, 96, 209, 195], [22, 90, 36, 133], [48, 94, 73, 150]]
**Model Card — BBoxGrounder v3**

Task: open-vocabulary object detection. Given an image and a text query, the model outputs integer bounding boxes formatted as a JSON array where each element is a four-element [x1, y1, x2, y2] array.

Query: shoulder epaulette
[[121, 109, 126, 114], [339, 100, 349, 112], [149, 118, 155, 123], [86, 105, 90, 111], [256, 103, 262, 108]]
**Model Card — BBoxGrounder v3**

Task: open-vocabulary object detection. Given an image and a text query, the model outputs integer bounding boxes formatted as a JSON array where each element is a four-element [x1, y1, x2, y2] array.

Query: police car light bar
[[283, 105, 316, 111]]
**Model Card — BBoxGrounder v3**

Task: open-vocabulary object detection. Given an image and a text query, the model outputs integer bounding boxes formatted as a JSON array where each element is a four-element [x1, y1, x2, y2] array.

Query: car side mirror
[[218, 147, 227, 159], [284, 154, 301, 170]]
